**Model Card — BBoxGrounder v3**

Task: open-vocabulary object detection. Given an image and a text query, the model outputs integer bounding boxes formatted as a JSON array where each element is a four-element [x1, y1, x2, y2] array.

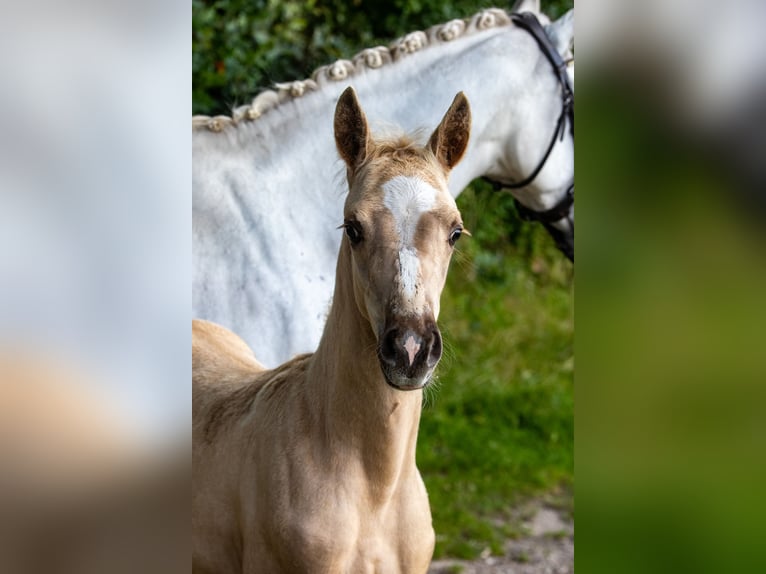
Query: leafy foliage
[[193, 0, 571, 115]]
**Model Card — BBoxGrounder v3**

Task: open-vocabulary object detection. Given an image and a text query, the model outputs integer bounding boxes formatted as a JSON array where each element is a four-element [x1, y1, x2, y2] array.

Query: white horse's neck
[[195, 10, 571, 209], [307, 245, 422, 503]]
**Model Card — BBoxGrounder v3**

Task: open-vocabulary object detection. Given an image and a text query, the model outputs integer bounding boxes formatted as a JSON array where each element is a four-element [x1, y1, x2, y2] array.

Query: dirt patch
[[428, 502, 573, 574]]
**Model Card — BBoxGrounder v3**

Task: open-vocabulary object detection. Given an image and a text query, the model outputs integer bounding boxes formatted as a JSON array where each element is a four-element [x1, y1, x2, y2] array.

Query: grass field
[[417, 183, 574, 559]]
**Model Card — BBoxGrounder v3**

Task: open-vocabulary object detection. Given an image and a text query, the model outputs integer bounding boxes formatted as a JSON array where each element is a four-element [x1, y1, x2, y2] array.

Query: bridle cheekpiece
[[483, 10, 574, 260]]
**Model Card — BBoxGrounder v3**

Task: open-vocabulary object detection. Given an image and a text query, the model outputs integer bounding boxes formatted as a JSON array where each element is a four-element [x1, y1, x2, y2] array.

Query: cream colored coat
[[193, 87, 471, 573]]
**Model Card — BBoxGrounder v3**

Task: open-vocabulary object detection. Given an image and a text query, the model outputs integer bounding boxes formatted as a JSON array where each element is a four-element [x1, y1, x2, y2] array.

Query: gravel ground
[[428, 505, 573, 574]]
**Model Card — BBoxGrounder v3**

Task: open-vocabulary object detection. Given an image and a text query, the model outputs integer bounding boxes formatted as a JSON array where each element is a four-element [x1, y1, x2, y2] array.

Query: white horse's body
[[193, 2, 574, 366]]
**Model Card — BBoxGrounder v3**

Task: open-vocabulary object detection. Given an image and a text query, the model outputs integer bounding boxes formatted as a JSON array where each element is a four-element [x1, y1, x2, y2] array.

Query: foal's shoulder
[[193, 319, 273, 443]]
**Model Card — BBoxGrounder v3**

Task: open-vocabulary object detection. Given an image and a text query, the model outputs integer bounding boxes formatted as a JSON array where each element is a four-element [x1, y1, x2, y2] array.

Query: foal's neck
[[309, 244, 423, 499]]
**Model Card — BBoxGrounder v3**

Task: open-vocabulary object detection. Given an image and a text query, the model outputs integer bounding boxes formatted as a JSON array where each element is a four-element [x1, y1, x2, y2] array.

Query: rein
[[483, 11, 574, 259]]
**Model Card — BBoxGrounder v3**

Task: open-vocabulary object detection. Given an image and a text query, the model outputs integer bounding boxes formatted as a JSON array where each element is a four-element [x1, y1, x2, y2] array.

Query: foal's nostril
[[380, 323, 441, 380], [380, 328, 399, 367], [427, 328, 442, 368]]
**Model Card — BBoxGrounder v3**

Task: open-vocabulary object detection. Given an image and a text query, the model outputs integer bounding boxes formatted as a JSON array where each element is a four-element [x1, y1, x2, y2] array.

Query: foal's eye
[[343, 221, 364, 245], [448, 227, 463, 246]]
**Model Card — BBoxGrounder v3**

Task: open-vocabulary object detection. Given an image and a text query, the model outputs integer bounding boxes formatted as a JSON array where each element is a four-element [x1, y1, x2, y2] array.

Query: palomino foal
[[192, 86, 470, 573]]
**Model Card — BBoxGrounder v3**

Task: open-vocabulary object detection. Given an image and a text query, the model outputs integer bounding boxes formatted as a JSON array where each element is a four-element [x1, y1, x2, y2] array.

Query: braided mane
[[192, 8, 512, 133]]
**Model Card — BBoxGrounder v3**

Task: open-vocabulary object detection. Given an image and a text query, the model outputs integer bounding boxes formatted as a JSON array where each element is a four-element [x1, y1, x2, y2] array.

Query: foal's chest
[[285, 518, 433, 574], [257, 484, 434, 573]]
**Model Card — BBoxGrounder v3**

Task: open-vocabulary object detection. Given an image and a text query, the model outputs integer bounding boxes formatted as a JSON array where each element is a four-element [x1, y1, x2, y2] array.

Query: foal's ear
[[334, 86, 370, 172], [428, 92, 471, 172]]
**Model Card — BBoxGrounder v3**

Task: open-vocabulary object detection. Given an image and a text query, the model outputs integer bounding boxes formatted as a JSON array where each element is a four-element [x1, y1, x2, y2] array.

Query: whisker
[[422, 376, 441, 409], [451, 248, 476, 276]]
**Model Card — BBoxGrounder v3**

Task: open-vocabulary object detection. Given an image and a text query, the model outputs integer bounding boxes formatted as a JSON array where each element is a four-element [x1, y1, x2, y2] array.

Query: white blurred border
[[0, 2, 190, 445], [579, 0, 766, 131]]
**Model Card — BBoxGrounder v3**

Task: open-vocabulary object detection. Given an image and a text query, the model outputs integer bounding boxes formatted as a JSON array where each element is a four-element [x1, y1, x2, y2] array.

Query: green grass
[[417, 183, 574, 559]]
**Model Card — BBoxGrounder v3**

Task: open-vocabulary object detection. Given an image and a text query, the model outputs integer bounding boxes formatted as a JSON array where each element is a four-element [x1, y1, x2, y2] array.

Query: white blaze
[[404, 335, 421, 366], [382, 175, 438, 307]]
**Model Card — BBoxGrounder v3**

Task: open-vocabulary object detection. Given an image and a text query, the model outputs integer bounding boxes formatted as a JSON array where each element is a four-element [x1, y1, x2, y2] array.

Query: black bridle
[[483, 11, 574, 261]]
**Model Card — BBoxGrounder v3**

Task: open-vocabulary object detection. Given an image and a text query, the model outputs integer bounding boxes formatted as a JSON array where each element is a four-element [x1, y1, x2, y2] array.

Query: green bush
[[193, 0, 571, 116]]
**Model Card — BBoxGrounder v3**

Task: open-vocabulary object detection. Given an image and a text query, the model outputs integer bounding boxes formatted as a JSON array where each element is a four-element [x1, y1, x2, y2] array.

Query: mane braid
[[192, 8, 511, 133]]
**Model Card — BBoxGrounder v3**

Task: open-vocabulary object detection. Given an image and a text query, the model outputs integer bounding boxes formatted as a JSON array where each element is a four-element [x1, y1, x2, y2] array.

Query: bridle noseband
[[483, 11, 574, 260]]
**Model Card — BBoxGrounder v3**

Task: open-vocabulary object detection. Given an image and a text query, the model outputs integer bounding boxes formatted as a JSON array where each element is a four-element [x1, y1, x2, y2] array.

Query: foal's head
[[334, 87, 470, 390]]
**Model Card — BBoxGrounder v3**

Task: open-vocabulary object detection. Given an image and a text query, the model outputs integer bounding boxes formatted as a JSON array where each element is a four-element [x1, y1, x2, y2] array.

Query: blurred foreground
[[0, 2, 189, 573], [579, 1, 766, 572], [0, 353, 187, 573]]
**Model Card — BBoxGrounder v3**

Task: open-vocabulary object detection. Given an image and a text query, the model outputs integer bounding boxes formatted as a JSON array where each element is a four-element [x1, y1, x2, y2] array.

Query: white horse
[[193, 1, 574, 367]]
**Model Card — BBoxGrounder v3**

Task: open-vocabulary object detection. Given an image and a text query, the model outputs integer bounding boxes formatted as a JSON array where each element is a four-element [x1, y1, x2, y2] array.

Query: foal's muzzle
[[378, 317, 442, 390]]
